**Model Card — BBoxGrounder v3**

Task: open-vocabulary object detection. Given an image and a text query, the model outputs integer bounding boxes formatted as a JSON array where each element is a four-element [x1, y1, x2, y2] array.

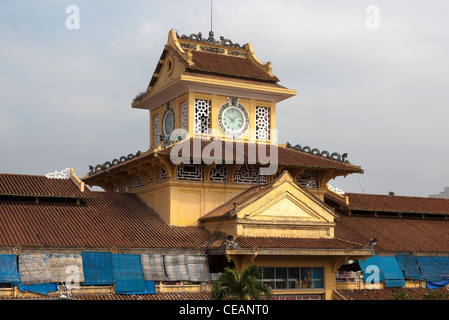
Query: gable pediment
[[233, 171, 336, 238], [245, 191, 332, 223]]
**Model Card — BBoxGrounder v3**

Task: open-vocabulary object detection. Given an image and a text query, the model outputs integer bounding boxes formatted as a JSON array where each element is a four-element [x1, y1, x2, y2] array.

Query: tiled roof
[[234, 236, 364, 249], [85, 139, 362, 180], [344, 193, 449, 215], [337, 287, 448, 300], [333, 209, 449, 252], [0, 173, 90, 198], [72, 292, 211, 300], [187, 50, 279, 83], [157, 139, 363, 172], [164, 44, 279, 83], [0, 175, 212, 249], [200, 185, 265, 220], [0, 292, 211, 300]]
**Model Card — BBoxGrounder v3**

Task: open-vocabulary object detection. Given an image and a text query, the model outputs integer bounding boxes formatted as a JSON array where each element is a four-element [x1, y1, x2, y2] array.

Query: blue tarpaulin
[[377, 256, 406, 288], [436, 257, 449, 278], [122, 281, 156, 295], [82, 252, 114, 285], [427, 277, 449, 289], [359, 255, 405, 287], [359, 255, 384, 283], [395, 254, 423, 280], [416, 257, 441, 282], [0, 255, 20, 284], [18, 283, 58, 296], [112, 254, 146, 294]]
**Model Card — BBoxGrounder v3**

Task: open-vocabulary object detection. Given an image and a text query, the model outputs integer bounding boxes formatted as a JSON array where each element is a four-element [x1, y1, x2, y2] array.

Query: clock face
[[163, 110, 175, 136], [222, 107, 245, 132], [218, 99, 249, 138]]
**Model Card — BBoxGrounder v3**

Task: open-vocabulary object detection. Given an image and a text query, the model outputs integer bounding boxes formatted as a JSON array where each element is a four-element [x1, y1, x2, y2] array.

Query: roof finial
[[208, 1, 215, 42]]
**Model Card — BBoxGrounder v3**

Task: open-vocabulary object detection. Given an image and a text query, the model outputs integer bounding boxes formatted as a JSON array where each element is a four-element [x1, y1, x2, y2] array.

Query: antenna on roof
[[357, 177, 366, 194], [210, 1, 213, 33]]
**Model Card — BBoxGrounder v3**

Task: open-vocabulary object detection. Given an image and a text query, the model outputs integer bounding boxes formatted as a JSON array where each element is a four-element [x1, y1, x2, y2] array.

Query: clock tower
[[83, 30, 363, 227], [132, 29, 296, 147]]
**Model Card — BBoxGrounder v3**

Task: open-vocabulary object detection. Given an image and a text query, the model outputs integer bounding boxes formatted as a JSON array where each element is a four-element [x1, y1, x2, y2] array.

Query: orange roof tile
[[344, 193, 449, 215], [0, 173, 90, 198], [333, 209, 449, 252], [0, 174, 212, 249], [234, 236, 364, 249]]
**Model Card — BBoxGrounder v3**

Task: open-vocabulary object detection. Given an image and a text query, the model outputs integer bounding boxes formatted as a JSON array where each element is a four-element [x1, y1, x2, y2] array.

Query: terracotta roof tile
[[187, 50, 279, 83], [234, 236, 364, 249], [157, 139, 363, 172], [337, 287, 449, 300], [0, 173, 90, 198], [0, 174, 212, 249], [72, 292, 211, 300], [344, 193, 449, 215], [333, 209, 449, 252]]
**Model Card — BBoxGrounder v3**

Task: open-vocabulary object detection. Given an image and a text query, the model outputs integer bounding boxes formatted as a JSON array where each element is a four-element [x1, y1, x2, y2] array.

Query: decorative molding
[[234, 165, 267, 184], [45, 168, 71, 179], [194, 99, 211, 134], [296, 170, 317, 188], [285, 143, 348, 163], [88, 151, 142, 176], [176, 31, 247, 50], [210, 165, 227, 182], [255, 106, 270, 140], [177, 164, 203, 181]]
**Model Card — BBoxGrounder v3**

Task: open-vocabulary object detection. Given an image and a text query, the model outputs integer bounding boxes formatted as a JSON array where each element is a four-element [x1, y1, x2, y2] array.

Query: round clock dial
[[163, 109, 175, 136], [218, 99, 249, 138], [223, 107, 245, 132]]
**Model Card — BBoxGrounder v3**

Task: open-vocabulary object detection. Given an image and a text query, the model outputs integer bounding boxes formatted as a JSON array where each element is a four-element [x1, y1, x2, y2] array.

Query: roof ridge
[[347, 192, 449, 201]]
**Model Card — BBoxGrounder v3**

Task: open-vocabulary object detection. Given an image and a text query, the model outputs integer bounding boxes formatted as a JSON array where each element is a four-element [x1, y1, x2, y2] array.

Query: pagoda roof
[[83, 138, 363, 180]]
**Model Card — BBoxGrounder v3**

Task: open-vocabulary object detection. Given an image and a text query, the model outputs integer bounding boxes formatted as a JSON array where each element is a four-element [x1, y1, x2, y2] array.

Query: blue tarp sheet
[[395, 254, 423, 280], [18, 283, 58, 296], [427, 277, 449, 289], [416, 257, 442, 282], [378, 256, 406, 288], [112, 254, 146, 294], [123, 281, 156, 295], [359, 255, 405, 287], [82, 252, 114, 285], [359, 255, 384, 283], [0, 255, 20, 284], [436, 257, 449, 278]]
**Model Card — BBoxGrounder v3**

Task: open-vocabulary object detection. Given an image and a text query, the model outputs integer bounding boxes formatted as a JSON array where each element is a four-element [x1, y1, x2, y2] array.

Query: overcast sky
[[1, 0, 448, 197]]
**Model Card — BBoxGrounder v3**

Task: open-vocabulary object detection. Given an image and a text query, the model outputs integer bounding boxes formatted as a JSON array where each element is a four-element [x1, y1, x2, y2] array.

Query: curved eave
[[132, 74, 296, 111]]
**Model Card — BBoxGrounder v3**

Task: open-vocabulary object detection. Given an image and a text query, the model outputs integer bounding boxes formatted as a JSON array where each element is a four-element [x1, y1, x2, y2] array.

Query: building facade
[[1, 30, 449, 301]]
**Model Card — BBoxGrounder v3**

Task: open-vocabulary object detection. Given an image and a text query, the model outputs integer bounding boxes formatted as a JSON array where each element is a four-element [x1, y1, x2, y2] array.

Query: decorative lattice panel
[[194, 99, 211, 134], [159, 168, 168, 182], [154, 114, 160, 145], [177, 164, 203, 181], [297, 170, 317, 188], [255, 106, 270, 140], [234, 165, 267, 184], [112, 185, 118, 193], [123, 184, 128, 192], [131, 174, 144, 190], [210, 165, 227, 182], [181, 101, 187, 130], [148, 175, 154, 185]]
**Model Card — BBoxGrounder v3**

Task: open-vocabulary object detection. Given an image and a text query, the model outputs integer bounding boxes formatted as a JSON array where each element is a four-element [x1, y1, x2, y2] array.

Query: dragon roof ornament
[[176, 31, 247, 49]]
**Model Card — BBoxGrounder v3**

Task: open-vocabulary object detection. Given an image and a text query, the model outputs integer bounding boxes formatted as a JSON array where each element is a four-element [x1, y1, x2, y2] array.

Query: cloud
[[1, 1, 449, 197]]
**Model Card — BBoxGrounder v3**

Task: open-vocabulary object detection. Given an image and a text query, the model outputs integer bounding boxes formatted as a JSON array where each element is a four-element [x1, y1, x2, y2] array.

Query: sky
[[1, 0, 448, 197]]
